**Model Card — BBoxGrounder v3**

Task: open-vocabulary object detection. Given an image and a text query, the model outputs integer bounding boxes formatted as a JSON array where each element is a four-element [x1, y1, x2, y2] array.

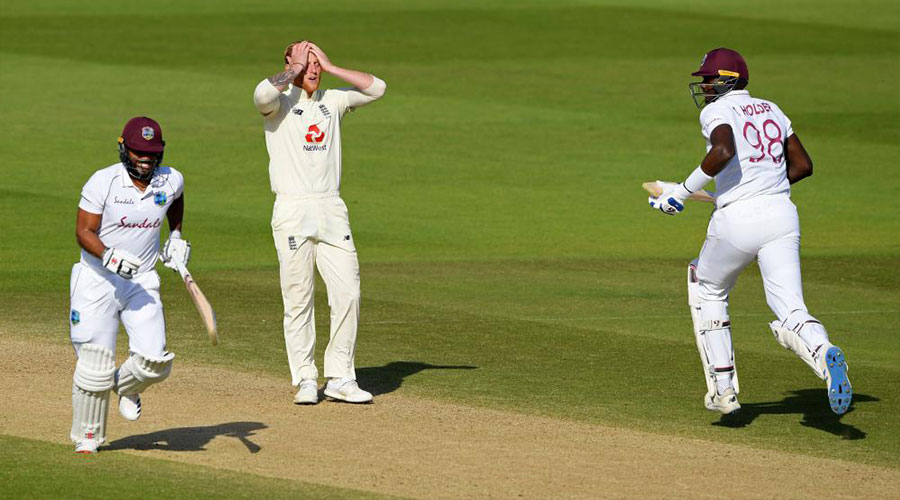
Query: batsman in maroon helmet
[[648, 48, 852, 416], [68, 117, 191, 453]]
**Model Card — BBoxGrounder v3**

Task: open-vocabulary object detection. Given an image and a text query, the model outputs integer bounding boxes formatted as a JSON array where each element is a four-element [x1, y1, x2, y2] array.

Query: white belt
[[275, 191, 340, 201]]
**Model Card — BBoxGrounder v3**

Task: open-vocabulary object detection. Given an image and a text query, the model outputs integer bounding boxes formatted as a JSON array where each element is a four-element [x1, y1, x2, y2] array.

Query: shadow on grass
[[713, 389, 878, 440], [357, 361, 477, 396], [104, 421, 267, 453]]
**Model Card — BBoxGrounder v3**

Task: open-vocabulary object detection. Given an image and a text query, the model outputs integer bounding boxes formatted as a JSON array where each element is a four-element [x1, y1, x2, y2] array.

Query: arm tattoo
[[268, 69, 296, 86]]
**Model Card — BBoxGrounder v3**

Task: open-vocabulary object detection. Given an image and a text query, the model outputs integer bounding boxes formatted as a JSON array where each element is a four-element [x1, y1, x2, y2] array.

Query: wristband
[[682, 166, 714, 194]]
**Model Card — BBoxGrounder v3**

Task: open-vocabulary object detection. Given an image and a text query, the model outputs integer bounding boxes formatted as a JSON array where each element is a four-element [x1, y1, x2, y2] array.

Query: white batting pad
[[770, 319, 829, 380], [115, 351, 175, 396], [688, 260, 740, 396], [70, 343, 116, 445], [782, 310, 830, 348]]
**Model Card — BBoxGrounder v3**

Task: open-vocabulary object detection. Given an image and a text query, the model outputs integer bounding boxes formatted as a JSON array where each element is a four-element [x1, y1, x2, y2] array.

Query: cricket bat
[[173, 260, 218, 345], [642, 180, 716, 204]]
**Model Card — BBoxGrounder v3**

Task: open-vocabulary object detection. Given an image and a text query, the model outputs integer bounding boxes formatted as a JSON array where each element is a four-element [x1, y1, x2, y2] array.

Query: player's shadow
[[103, 421, 267, 453], [357, 361, 477, 396], [712, 389, 878, 440]]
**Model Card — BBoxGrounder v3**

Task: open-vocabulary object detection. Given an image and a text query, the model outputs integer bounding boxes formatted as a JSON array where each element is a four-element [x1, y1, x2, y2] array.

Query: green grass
[[1, 0, 898, 494], [0, 436, 400, 500]]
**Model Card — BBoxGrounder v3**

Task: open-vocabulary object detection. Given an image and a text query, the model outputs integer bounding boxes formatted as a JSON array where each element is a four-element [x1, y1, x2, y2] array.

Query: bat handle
[[172, 259, 191, 282]]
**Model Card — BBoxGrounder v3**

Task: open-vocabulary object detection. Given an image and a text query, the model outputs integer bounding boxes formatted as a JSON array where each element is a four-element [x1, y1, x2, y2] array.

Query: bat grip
[[172, 259, 191, 282]]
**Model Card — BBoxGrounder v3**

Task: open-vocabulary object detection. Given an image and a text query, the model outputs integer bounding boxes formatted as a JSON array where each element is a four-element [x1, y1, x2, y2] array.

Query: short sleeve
[[773, 103, 794, 137], [325, 89, 353, 118], [172, 169, 184, 199], [78, 171, 109, 214], [699, 105, 729, 141], [158, 166, 184, 199]]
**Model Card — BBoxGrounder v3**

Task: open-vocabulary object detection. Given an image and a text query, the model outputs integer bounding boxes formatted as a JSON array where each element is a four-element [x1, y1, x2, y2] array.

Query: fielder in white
[[70, 116, 191, 453], [649, 48, 852, 416], [253, 41, 386, 404]]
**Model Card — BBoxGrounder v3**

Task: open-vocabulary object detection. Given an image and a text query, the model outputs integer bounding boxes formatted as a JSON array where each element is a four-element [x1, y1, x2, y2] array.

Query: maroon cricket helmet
[[692, 48, 749, 81], [120, 116, 165, 153]]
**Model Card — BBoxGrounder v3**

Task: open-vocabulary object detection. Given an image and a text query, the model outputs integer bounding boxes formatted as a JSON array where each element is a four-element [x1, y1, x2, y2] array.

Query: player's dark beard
[[133, 161, 154, 176], [119, 144, 162, 181]]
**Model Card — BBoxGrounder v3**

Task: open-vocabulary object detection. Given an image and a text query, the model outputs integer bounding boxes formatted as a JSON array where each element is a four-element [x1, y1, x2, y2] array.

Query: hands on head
[[306, 42, 333, 73], [275, 41, 351, 93], [285, 41, 334, 73], [286, 41, 311, 74]]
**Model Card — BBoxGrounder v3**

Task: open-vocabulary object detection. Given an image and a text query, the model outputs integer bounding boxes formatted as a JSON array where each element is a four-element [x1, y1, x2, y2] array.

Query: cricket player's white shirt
[[699, 90, 794, 208], [254, 79, 385, 197], [254, 77, 385, 384], [78, 163, 184, 274]]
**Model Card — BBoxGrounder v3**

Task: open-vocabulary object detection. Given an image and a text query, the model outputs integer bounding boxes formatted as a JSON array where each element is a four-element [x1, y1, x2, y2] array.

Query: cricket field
[[1, 0, 898, 498]]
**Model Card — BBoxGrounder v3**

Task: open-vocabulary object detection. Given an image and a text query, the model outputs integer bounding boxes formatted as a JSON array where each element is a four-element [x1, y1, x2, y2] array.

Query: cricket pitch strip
[[1, 335, 897, 499]]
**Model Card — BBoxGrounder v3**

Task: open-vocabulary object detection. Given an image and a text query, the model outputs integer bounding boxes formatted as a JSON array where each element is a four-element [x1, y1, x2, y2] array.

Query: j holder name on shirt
[[737, 103, 773, 117]]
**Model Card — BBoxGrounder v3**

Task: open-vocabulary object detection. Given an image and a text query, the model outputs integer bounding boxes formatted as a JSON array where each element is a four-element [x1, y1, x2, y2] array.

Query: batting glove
[[102, 247, 141, 279], [649, 183, 691, 216], [160, 230, 191, 271]]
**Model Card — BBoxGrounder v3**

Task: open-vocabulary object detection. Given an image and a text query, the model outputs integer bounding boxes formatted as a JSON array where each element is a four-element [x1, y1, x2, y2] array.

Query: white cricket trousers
[[696, 194, 808, 320], [69, 262, 167, 358], [271, 193, 360, 386]]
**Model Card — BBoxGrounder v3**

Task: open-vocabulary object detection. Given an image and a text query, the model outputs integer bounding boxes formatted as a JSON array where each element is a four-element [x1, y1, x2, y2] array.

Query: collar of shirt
[[287, 84, 315, 101], [720, 90, 750, 101], [117, 163, 154, 198]]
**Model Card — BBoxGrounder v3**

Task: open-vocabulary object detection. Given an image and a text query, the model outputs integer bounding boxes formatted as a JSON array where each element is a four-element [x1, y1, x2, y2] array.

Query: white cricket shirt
[[78, 163, 184, 274], [699, 90, 794, 207], [254, 79, 385, 197]]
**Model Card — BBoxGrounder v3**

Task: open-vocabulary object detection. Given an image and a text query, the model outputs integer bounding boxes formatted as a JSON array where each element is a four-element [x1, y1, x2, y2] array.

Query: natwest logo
[[305, 124, 325, 143], [119, 216, 162, 229]]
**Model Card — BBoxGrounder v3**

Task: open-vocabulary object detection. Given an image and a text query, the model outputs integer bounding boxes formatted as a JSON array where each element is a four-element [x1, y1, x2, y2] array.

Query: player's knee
[[699, 301, 730, 332], [73, 343, 117, 393], [336, 289, 360, 308], [115, 351, 175, 395], [696, 281, 728, 304], [693, 263, 731, 303], [131, 350, 176, 381], [333, 284, 360, 304]]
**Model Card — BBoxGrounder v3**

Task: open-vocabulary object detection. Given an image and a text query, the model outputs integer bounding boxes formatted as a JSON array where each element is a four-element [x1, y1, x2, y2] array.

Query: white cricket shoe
[[705, 388, 741, 415], [293, 379, 319, 405], [818, 345, 852, 415], [74, 439, 99, 454], [324, 378, 373, 404], [118, 393, 141, 421]]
